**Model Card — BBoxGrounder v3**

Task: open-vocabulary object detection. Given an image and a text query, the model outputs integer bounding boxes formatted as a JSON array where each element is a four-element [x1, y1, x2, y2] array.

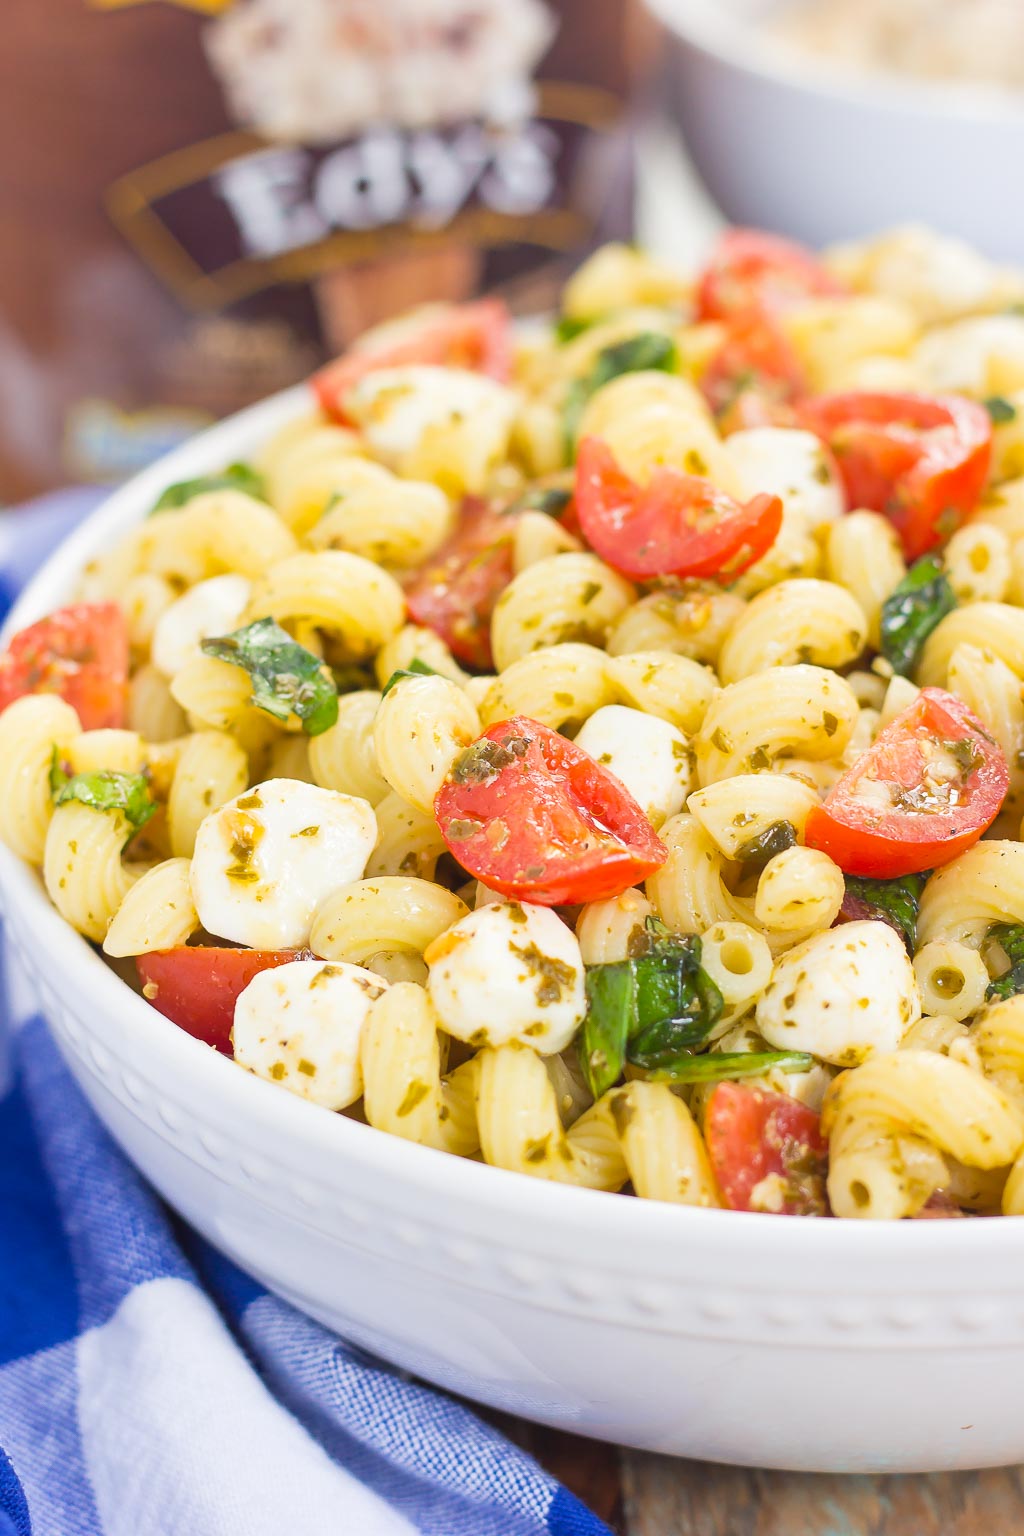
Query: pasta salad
[[7, 224, 1024, 1220]]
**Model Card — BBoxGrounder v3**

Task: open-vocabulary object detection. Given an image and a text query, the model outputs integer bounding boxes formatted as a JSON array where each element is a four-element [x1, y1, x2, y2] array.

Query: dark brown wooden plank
[[621, 1452, 1024, 1536]]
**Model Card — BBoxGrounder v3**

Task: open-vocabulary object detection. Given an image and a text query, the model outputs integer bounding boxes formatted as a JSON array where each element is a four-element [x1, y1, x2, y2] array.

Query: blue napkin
[[0, 492, 613, 1536]]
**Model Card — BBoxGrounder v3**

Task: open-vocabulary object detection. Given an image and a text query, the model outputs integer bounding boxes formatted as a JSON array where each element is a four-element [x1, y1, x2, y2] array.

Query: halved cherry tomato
[[804, 688, 1008, 878], [700, 311, 806, 434], [0, 601, 128, 729], [696, 228, 846, 323], [574, 436, 783, 581], [705, 1081, 829, 1215], [136, 946, 306, 1054], [799, 392, 992, 560], [314, 298, 512, 421], [434, 716, 667, 905], [404, 497, 515, 671]]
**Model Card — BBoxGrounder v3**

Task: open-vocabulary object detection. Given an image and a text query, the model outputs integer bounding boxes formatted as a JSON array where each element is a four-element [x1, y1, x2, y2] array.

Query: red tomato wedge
[[799, 392, 992, 560], [804, 688, 1008, 878], [705, 1082, 829, 1215], [574, 436, 783, 581], [700, 311, 806, 434], [404, 497, 515, 671], [137, 947, 305, 1054], [0, 601, 128, 729], [696, 228, 846, 323], [434, 716, 667, 905], [314, 298, 512, 421]]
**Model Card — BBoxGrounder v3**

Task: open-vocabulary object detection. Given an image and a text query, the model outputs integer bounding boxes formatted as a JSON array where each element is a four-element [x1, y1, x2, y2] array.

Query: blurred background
[[2, 0, 1022, 505]]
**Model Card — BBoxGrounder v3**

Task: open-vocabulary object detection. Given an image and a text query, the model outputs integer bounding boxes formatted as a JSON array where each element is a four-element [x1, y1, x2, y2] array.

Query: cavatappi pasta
[[11, 222, 1024, 1219]]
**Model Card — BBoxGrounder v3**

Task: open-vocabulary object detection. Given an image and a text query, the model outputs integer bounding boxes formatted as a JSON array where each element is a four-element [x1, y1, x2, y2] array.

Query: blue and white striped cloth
[[0, 492, 613, 1536]]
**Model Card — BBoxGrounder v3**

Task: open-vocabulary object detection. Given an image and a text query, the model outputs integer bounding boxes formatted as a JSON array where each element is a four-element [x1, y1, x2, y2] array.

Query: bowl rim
[[6, 376, 1024, 1258], [647, 0, 1024, 126]]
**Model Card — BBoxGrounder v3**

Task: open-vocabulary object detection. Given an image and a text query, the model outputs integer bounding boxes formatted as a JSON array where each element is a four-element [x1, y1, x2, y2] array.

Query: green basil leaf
[[735, 819, 797, 875], [985, 396, 1018, 425], [563, 331, 678, 452], [645, 1049, 814, 1085], [54, 770, 157, 836], [554, 315, 594, 344], [841, 872, 928, 952], [632, 934, 701, 1029], [990, 922, 1024, 966], [579, 963, 635, 1099], [627, 1011, 720, 1072], [580, 920, 724, 1091], [507, 486, 573, 519], [986, 922, 1024, 1000], [380, 658, 440, 697], [151, 461, 266, 514], [986, 963, 1024, 1003], [49, 746, 70, 797], [879, 554, 957, 677], [201, 617, 338, 736]]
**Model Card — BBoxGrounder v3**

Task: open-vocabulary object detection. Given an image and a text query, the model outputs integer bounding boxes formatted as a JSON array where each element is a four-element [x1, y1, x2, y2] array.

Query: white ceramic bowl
[[6, 387, 1024, 1474], [648, 0, 1024, 262]]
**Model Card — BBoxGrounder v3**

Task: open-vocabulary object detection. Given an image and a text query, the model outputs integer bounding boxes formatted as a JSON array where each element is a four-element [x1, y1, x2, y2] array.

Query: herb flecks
[[986, 922, 1024, 1001], [449, 733, 530, 787]]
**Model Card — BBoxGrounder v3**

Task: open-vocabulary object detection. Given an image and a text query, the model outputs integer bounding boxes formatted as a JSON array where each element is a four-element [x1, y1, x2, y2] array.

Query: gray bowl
[[648, 0, 1024, 261]]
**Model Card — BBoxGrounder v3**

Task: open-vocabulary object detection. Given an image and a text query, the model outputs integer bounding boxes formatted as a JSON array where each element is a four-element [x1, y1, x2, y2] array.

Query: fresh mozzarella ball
[[342, 365, 518, 466], [233, 958, 386, 1109], [573, 705, 691, 829], [915, 315, 1024, 395], [191, 778, 377, 949], [726, 428, 844, 529], [756, 920, 921, 1067], [425, 901, 586, 1055], [151, 574, 252, 678]]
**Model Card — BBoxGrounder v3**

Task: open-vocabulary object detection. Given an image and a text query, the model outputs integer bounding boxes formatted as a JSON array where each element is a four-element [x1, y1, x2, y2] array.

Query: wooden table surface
[[501, 1422, 1024, 1533]]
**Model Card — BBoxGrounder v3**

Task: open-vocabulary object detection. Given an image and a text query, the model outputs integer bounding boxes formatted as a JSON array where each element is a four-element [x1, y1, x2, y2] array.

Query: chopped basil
[[644, 1049, 814, 1086], [151, 461, 265, 514], [841, 871, 927, 953], [879, 554, 957, 678], [449, 733, 529, 786], [201, 617, 338, 736], [579, 964, 635, 1098], [554, 315, 594, 344], [735, 819, 797, 875], [380, 658, 440, 697], [49, 746, 70, 797], [54, 770, 157, 836], [984, 396, 1018, 426], [986, 922, 1024, 1002], [947, 737, 984, 776], [578, 918, 723, 1095], [563, 331, 678, 451], [508, 486, 573, 519]]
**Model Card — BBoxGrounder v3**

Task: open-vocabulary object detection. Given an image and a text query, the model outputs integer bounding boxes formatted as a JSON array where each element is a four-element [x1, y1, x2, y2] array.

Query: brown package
[[0, 0, 648, 503]]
